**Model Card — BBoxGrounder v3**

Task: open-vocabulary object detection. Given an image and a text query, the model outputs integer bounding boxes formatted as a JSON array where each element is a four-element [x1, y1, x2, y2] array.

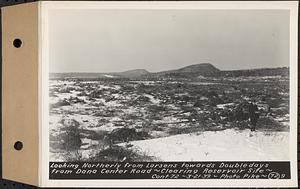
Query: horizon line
[[49, 65, 289, 74]]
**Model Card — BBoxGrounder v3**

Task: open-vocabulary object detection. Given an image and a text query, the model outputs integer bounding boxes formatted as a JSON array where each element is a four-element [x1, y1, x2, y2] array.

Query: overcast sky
[[49, 9, 289, 73]]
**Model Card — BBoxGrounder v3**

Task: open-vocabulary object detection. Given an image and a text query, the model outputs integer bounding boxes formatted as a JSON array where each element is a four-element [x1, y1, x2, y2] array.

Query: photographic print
[[39, 1, 298, 187], [49, 8, 290, 162]]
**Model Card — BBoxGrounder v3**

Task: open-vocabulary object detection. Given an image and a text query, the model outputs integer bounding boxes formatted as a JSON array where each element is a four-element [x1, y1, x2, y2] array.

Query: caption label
[[49, 161, 290, 179]]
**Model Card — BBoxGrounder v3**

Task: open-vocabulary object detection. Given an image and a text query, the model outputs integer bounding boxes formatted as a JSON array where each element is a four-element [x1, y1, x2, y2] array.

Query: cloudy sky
[[48, 9, 289, 73]]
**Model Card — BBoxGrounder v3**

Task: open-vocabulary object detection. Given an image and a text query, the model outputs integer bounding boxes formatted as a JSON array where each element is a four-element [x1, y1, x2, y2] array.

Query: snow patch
[[128, 129, 289, 161], [104, 74, 117, 78]]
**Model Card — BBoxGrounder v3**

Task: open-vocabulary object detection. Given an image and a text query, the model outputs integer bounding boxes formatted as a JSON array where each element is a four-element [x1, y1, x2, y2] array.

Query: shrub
[[256, 116, 287, 131], [65, 150, 84, 161], [168, 126, 203, 135], [106, 128, 138, 144], [271, 107, 289, 116], [59, 119, 80, 128], [152, 125, 165, 131], [148, 104, 167, 113], [62, 126, 82, 151], [52, 119, 83, 151], [68, 96, 85, 103], [50, 99, 70, 109], [91, 146, 154, 162], [209, 97, 224, 106], [232, 120, 249, 130]]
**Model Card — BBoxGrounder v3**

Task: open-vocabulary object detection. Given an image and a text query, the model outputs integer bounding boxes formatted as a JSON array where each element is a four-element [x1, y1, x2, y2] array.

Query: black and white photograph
[[47, 6, 293, 163], [0, 0, 297, 187]]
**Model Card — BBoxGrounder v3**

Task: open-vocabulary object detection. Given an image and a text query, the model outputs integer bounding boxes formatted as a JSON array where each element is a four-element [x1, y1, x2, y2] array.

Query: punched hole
[[14, 141, 23, 151], [13, 38, 22, 48]]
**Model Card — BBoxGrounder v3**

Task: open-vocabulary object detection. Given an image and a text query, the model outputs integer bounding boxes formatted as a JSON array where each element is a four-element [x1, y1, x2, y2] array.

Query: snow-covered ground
[[126, 129, 289, 161]]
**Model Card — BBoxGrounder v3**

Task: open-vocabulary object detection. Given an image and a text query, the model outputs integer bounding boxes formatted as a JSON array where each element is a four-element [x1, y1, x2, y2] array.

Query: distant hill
[[149, 63, 220, 78], [177, 63, 220, 73], [116, 69, 150, 78]]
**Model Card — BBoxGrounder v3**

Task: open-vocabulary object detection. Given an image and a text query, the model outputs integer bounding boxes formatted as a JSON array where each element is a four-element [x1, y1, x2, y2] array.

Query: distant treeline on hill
[[219, 67, 289, 77], [147, 67, 289, 78]]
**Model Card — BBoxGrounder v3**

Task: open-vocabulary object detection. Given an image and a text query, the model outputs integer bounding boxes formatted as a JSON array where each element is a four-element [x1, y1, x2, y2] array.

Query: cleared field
[[49, 75, 289, 161]]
